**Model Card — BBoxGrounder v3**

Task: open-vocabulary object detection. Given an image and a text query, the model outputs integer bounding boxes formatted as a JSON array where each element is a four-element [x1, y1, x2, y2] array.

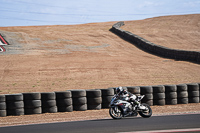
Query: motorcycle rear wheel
[[109, 106, 122, 119], [138, 103, 152, 118]]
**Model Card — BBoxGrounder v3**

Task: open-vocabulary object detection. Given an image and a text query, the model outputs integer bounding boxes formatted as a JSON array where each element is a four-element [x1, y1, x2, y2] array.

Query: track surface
[[0, 114, 200, 133]]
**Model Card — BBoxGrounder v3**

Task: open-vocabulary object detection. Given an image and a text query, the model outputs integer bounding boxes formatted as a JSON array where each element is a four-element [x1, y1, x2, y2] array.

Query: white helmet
[[115, 86, 123, 94]]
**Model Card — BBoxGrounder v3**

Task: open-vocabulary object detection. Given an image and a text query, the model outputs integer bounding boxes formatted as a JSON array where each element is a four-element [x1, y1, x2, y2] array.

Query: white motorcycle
[[109, 94, 152, 119]]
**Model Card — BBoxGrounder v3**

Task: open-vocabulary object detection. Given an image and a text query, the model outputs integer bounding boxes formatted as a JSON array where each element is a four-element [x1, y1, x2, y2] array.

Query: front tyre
[[109, 106, 122, 119], [138, 103, 152, 118]]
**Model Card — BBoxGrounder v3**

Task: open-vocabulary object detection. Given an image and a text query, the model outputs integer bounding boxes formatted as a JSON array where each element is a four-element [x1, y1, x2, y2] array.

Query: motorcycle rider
[[115, 86, 145, 115]]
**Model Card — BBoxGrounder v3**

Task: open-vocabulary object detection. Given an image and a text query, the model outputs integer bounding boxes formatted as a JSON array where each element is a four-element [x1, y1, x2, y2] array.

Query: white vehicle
[[109, 94, 152, 119]]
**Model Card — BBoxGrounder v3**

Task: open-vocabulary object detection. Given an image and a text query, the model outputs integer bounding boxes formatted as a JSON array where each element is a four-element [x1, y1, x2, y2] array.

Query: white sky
[[0, 0, 200, 26]]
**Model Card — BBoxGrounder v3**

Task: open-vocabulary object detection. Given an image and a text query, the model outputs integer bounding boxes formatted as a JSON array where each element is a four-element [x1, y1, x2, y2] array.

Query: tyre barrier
[[187, 83, 199, 103], [0, 95, 6, 117], [23, 92, 42, 115], [71, 90, 87, 111], [41, 92, 57, 113], [164, 85, 177, 105], [101, 88, 114, 108], [153, 85, 165, 106], [199, 83, 200, 102], [0, 82, 199, 117], [6, 93, 24, 116], [55, 91, 73, 112], [177, 84, 188, 104], [127, 86, 140, 96], [86, 89, 102, 110], [110, 21, 200, 64], [140, 86, 153, 106]]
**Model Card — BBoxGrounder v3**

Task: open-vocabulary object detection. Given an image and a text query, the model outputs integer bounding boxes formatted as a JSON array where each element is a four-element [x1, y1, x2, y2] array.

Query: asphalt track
[[0, 114, 200, 133]]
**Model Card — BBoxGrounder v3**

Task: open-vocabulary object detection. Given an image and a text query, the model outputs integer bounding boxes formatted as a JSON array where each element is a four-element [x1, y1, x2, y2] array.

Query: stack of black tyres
[[6, 93, 24, 116], [56, 91, 73, 112], [86, 89, 102, 110], [71, 90, 87, 111], [0, 95, 6, 117], [140, 86, 153, 106], [101, 88, 114, 108], [187, 83, 199, 103], [199, 83, 200, 102], [23, 92, 42, 115], [152, 85, 165, 106], [164, 85, 177, 105], [41, 92, 57, 113], [177, 84, 188, 104], [127, 86, 140, 96], [153, 85, 165, 106]]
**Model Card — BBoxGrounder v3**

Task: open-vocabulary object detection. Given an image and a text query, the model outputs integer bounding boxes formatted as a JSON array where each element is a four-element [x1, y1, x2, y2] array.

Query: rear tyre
[[109, 106, 122, 119], [138, 103, 152, 118]]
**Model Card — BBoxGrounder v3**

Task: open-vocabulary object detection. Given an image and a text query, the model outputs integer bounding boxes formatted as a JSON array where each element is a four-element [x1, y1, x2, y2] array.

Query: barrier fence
[[110, 22, 200, 63], [0, 83, 199, 117]]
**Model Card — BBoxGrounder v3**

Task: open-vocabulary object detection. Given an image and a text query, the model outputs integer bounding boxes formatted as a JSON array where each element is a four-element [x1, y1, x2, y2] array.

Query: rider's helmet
[[115, 86, 123, 94]]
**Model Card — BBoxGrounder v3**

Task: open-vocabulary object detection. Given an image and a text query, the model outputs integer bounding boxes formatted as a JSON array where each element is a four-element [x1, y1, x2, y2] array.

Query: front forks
[[111, 106, 121, 114]]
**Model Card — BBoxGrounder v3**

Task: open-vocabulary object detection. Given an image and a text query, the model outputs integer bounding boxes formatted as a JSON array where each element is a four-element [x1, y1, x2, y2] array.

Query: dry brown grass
[[0, 14, 199, 95], [122, 14, 200, 51]]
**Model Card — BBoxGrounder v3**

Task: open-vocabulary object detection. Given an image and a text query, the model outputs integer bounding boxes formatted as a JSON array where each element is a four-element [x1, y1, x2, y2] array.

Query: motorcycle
[[109, 94, 152, 119]]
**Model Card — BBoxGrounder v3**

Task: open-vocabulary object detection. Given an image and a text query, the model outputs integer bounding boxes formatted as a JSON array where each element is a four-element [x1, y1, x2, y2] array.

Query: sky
[[0, 0, 200, 27]]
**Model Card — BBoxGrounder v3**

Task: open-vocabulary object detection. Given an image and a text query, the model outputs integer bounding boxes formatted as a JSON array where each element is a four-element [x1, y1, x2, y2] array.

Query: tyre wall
[[41, 92, 57, 113], [0, 82, 199, 117], [164, 85, 177, 105], [86, 89, 102, 110], [153, 85, 165, 106], [55, 91, 73, 112], [187, 83, 199, 103], [71, 90, 87, 111], [140, 86, 153, 106], [101, 88, 115, 108], [0, 95, 6, 117], [110, 21, 200, 63], [127, 86, 140, 96], [6, 93, 24, 116], [23, 92, 42, 115], [199, 83, 200, 102], [177, 84, 188, 104]]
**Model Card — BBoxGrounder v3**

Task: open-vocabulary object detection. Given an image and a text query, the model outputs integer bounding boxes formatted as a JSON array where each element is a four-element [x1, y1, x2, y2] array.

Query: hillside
[[122, 14, 200, 51], [0, 14, 200, 94]]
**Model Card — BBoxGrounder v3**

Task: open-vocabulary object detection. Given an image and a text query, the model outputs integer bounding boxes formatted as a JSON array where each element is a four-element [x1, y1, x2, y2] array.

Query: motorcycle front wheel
[[109, 106, 122, 119], [138, 103, 152, 118]]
